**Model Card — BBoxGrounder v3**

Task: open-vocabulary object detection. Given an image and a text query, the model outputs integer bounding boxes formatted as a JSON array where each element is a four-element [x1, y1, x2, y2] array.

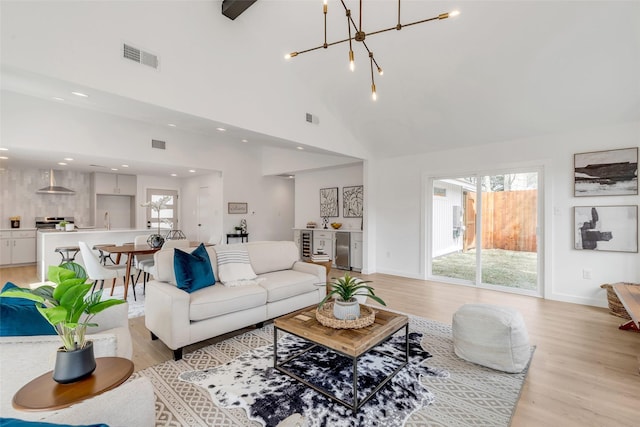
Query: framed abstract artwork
[[574, 147, 638, 196], [320, 187, 339, 217], [343, 185, 364, 218], [574, 205, 638, 252]]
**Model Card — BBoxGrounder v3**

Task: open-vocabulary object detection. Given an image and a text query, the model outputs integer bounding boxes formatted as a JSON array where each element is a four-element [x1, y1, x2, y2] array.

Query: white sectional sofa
[[145, 240, 326, 360]]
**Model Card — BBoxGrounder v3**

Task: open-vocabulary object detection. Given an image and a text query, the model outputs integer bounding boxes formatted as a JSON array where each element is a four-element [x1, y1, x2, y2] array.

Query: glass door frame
[[424, 166, 545, 298]]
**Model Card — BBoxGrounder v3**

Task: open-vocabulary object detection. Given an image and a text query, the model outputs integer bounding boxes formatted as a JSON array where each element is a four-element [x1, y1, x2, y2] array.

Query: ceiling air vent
[[152, 139, 166, 150], [123, 43, 159, 69]]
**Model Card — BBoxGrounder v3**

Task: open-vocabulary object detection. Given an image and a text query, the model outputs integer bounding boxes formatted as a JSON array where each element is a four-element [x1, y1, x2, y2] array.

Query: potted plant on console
[[319, 273, 386, 320], [0, 263, 125, 383]]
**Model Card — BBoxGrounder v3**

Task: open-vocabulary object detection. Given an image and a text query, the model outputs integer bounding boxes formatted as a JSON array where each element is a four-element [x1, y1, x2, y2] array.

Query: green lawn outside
[[432, 248, 537, 290]]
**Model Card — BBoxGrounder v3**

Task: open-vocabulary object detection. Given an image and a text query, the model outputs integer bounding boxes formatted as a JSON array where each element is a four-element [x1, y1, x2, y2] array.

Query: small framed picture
[[574, 147, 638, 196], [343, 185, 364, 218], [228, 202, 248, 214], [320, 187, 339, 217], [574, 205, 638, 252]]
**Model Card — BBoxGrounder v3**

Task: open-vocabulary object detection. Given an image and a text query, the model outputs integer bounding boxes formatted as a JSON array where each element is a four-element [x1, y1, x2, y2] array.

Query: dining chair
[[78, 241, 134, 300], [133, 235, 155, 295]]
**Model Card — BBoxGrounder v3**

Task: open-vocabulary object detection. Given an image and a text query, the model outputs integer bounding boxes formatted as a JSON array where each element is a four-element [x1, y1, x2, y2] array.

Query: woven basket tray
[[601, 283, 637, 320], [316, 302, 375, 329]]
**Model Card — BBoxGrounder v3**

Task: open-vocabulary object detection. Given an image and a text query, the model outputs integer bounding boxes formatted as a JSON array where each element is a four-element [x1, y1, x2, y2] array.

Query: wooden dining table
[[101, 243, 161, 300], [102, 241, 207, 300]]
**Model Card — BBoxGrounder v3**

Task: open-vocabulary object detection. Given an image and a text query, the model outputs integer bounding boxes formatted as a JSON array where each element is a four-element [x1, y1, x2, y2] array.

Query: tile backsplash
[[0, 168, 92, 229]]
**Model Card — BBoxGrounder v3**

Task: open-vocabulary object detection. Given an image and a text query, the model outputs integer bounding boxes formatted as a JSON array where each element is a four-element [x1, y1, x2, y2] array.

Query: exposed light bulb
[[377, 67, 384, 76], [323, 0, 327, 13], [284, 52, 298, 60], [371, 84, 377, 101], [450, 10, 460, 17], [349, 50, 355, 71]]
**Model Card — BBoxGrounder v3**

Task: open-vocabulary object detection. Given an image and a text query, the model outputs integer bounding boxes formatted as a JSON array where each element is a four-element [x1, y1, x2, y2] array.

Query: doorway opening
[[145, 189, 178, 233], [429, 170, 542, 296]]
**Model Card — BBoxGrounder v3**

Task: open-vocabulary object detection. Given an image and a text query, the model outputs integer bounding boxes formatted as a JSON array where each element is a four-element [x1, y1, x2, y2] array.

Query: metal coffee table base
[[273, 323, 409, 412]]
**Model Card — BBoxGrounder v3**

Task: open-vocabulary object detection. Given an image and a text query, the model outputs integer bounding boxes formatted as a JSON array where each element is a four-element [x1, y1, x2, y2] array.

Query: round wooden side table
[[12, 357, 134, 411]]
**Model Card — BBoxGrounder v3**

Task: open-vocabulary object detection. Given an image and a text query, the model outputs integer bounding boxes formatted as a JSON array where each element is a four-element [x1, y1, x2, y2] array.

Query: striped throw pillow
[[216, 247, 259, 287]]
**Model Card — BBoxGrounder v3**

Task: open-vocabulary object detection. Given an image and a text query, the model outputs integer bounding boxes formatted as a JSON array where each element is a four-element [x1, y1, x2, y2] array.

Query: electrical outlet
[[582, 269, 592, 280]]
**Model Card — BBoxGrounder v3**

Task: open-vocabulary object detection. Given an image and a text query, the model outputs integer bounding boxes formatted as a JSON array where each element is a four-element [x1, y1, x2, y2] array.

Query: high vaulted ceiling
[[1, 1, 639, 173]]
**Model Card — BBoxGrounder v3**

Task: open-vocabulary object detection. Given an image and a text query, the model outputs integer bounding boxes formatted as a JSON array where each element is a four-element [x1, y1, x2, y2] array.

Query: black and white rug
[[180, 332, 448, 427], [132, 313, 533, 427]]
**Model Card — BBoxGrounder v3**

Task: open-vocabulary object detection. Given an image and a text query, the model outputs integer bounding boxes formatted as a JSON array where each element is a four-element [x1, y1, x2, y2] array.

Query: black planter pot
[[52, 340, 96, 384], [147, 234, 165, 248]]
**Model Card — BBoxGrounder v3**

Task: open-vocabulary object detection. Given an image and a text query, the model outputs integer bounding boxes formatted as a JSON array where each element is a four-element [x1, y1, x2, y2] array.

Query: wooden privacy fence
[[480, 189, 537, 252]]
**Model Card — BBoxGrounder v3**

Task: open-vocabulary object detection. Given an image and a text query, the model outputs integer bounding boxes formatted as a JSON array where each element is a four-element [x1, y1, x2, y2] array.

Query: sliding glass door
[[430, 170, 541, 295]]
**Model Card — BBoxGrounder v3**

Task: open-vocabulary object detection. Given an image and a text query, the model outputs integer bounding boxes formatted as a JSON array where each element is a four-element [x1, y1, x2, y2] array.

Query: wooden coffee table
[[273, 305, 409, 411], [13, 357, 134, 411]]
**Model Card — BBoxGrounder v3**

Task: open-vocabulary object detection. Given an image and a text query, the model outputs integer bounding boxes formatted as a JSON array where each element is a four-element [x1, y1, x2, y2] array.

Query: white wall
[[2, 93, 296, 243], [294, 163, 364, 231], [373, 120, 640, 307], [1, 0, 370, 160]]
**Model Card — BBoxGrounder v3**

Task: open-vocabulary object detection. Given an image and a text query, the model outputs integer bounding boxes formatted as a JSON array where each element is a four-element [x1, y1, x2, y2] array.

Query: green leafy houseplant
[[0, 263, 125, 351], [319, 273, 386, 307]]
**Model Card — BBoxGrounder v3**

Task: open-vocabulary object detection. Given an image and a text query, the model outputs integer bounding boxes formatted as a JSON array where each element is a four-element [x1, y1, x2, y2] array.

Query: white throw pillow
[[216, 247, 260, 287]]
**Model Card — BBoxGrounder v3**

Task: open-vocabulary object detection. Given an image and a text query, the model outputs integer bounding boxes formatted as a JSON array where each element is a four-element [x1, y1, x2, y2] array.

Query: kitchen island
[[37, 229, 155, 281]]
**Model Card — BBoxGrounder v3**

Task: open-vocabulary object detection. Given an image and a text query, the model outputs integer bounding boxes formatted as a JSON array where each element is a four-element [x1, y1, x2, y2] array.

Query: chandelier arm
[[397, 0, 401, 29], [401, 16, 440, 29], [359, 0, 363, 33]]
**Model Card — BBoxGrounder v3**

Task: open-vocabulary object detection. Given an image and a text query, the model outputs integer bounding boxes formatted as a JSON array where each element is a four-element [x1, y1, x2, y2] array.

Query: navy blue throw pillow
[[174, 244, 216, 293], [0, 283, 56, 336]]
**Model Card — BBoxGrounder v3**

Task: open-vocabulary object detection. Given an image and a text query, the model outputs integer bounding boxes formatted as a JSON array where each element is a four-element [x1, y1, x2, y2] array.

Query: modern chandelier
[[285, 0, 460, 101]]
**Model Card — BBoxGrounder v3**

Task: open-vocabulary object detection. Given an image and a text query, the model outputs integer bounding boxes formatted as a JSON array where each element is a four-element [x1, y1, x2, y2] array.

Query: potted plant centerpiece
[[141, 195, 172, 248], [0, 263, 125, 383], [319, 273, 386, 320]]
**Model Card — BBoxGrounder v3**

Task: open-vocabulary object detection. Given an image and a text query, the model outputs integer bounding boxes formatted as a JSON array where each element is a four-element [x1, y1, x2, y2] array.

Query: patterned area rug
[[180, 332, 448, 427], [131, 314, 533, 426]]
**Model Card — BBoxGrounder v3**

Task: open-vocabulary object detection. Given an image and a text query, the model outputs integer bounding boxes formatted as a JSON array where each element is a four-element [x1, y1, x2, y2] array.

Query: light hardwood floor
[[2, 265, 639, 426]]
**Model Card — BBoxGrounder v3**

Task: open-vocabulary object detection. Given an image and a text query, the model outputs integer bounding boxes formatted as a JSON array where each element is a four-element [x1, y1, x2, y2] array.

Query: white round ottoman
[[452, 303, 531, 373]]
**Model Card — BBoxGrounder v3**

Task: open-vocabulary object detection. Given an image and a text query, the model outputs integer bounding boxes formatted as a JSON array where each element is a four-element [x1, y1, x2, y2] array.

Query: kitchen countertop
[[38, 228, 152, 234], [293, 228, 362, 232]]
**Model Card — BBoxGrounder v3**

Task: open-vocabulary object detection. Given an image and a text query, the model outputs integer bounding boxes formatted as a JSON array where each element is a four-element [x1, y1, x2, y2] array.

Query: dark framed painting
[[320, 187, 339, 217], [574, 147, 638, 196], [228, 202, 248, 214], [574, 205, 638, 252], [343, 185, 363, 218]]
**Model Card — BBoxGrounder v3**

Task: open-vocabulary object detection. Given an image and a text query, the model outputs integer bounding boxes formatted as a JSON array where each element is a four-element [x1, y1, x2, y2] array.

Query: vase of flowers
[[141, 196, 172, 248]]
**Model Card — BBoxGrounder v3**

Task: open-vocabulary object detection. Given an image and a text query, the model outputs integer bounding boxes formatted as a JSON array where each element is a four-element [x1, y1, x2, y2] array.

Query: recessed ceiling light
[[121, 164, 129, 168], [58, 162, 67, 166], [168, 123, 176, 127], [288, 175, 294, 179], [189, 169, 196, 173], [170, 173, 177, 177], [0, 156, 8, 160], [241, 139, 248, 143], [111, 168, 118, 171], [216, 127, 226, 132], [297, 146, 304, 150], [52, 97, 65, 101], [64, 157, 74, 161], [71, 91, 89, 98], [0, 148, 8, 151]]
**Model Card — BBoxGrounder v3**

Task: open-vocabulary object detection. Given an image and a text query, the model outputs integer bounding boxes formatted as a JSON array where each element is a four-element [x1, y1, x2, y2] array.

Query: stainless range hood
[[36, 169, 75, 195]]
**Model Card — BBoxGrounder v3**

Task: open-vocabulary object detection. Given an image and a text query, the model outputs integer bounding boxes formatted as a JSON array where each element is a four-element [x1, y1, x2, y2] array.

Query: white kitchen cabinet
[[0, 229, 36, 265], [93, 172, 137, 195], [313, 230, 334, 261], [350, 232, 363, 272]]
